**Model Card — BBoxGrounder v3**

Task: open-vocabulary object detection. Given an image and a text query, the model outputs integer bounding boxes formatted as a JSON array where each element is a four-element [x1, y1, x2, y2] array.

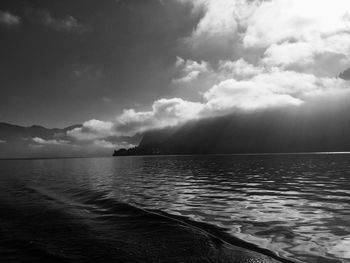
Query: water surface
[[0, 154, 349, 262]]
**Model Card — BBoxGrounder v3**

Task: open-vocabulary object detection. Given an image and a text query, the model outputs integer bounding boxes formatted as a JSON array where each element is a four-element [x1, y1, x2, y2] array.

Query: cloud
[[66, 120, 142, 148], [177, 0, 255, 59], [67, 119, 115, 141], [73, 66, 350, 138], [243, 0, 350, 75], [93, 139, 136, 149], [172, 56, 210, 84], [243, 0, 350, 48], [32, 137, 69, 146], [177, 0, 350, 74], [203, 80, 302, 114], [0, 10, 21, 26], [218, 58, 263, 79], [31, 10, 87, 33], [339, 68, 350, 80], [67, 0, 350, 142], [175, 0, 350, 91], [202, 70, 350, 115], [33, 126, 137, 151], [172, 57, 264, 95], [117, 65, 349, 135], [0, 139, 6, 144], [115, 98, 204, 136]]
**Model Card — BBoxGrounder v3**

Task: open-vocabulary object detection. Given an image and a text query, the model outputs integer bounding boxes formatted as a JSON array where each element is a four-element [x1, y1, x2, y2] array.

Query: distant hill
[[0, 122, 142, 158], [114, 104, 350, 156], [0, 122, 82, 158], [0, 122, 81, 143]]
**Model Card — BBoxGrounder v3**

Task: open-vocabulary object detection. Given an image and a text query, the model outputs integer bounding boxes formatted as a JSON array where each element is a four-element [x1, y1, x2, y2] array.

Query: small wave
[[23, 185, 299, 263]]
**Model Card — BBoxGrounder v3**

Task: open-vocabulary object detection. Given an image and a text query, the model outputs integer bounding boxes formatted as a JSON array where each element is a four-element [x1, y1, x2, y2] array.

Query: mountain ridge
[[0, 122, 82, 142], [113, 106, 350, 156]]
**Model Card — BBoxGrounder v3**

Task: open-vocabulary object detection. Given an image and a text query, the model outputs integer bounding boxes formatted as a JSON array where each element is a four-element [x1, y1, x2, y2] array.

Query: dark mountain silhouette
[[114, 103, 350, 156], [0, 122, 81, 143], [0, 122, 83, 158]]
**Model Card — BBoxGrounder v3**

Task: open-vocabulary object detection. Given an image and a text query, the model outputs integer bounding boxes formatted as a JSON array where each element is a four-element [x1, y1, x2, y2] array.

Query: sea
[[0, 154, 349, 263]]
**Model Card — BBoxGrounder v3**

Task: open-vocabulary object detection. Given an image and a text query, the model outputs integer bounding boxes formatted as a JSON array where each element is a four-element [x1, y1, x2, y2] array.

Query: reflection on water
[[1, 154, 350, 262]]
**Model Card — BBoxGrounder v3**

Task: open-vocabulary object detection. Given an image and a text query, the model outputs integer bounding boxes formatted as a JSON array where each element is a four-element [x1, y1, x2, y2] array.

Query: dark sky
[[0, 0, 196, 128]]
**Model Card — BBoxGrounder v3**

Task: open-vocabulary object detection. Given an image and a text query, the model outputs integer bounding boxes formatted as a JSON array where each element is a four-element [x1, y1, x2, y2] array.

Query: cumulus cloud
[[218, 58, 263, 79], [0, 10, 21, 26], [202, 70, 349, 115], [67, 119, 115, 141], [32, 137, 69, 146], [115, 98, 204, 136], [176, 0, 350, 92], [71, 69, 349, 139], [67, 0, 350, 142], [66, 120, 141, 148], [243, 0, 350, 48], [172, 56, 210, 84], [203, 79, 301, 114], [177, 0, 350, 74], [172, 57, 264, 95], [243, 0, 350, 75], [178, 0, 255, 59]]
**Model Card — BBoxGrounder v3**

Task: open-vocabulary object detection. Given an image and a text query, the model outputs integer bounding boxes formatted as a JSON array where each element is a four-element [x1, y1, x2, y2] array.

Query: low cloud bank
[[66, 0, 350, 146], [67, 70, 350, 142], [32, 137, 69, 146]]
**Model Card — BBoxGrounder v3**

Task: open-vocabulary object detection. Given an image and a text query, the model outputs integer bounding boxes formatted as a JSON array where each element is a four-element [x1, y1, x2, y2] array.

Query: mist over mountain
[[114, 101, 350, 156]]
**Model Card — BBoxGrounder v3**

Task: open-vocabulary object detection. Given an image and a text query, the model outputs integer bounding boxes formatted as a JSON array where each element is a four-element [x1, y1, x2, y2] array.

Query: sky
[[1, 0, 350, 151], [0, 0, 196, 127]]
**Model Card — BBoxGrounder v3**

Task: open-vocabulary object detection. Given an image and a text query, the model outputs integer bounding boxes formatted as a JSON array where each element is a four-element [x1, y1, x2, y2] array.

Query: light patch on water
[[327, 237, 350, 259]]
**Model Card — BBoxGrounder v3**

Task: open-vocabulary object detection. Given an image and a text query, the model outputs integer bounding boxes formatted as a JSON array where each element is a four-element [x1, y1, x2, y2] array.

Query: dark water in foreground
[[0, 154, 349, 263]]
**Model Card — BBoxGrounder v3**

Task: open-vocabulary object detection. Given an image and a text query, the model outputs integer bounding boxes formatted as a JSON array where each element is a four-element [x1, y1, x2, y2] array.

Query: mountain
[[0, 122, 81, 143], [0, 122, 82, 158], [0, 122, 142, 159], [114, 104, 350, 156]]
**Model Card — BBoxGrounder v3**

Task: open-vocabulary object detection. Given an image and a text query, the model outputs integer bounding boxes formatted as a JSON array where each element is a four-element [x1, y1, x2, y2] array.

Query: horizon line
[[1, 151, 350, 161]]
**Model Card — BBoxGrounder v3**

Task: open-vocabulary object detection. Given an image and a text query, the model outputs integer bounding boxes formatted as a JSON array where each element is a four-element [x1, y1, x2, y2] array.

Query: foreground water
[[0, 154, 349, 262]]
